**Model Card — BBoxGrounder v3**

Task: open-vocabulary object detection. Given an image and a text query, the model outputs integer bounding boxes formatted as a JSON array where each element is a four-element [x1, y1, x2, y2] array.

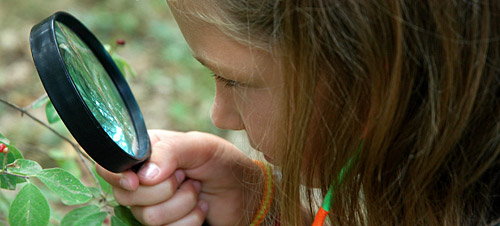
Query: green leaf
[[0, 173, 26, 190], [88, 187, 101, 198], [49, 150, 81, 176], [113, 55, 126, 75], [123, 61, 137, 78], [112, 54, 136, 79], [61, 205, 100, 226], [7, 144, 24, 160], [111, 216, 128, 226], [0, 144, 24, 169], [7, 159, 42, 176], [108, 199, 119, 207], [73, 212, 107, 226], [8, 183, 50, 226], [0, 147, 21, 169], [49, 149, 82, 179], [45, 101, 61, 124], [103, 44, 112, 53], [0, 144, 26, 190], [36, 168, 92, 205], [31, 95, 50, 110], [114, 205, 141, 226], [0, 132, 10, 145]]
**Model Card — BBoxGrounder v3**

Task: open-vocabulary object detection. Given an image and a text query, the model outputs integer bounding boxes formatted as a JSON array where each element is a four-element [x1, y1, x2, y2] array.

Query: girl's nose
[[210, 87, 244, 131]]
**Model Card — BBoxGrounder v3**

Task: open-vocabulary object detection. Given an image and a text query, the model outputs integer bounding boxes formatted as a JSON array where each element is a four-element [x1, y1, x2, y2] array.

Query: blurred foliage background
[[0, 0, 256, 223], [0, 0, 253, 167]]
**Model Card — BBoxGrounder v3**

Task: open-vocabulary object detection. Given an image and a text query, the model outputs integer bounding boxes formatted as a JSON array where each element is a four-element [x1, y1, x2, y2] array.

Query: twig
[[21, 93, 47, 114], [0, 171, 29, 179], [75, 150, 106, 197], [0, 97, 109, 205], [0, 97, 92, 162], [2, 153, 6, 172]]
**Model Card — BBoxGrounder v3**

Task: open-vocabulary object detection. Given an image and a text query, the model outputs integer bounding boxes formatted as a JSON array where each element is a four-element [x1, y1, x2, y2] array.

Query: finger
[[131, 180, 203, 225], [167, 200, 209, 226], [137, 131, 223, 186], [113, 170, 185, 206], [147, 130, 180, 146], [96, 164, 139, 191]]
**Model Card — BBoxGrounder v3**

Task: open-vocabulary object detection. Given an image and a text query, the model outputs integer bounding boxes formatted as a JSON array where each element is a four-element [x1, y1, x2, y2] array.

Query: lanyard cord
[[312, 140, 363, 226]]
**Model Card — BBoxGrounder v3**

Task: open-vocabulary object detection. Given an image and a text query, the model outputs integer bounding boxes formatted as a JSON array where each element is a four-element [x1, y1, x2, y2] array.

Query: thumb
[[137, 131, 224, 186]]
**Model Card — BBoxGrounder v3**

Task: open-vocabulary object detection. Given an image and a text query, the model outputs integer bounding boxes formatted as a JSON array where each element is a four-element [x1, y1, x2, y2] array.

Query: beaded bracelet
[[250, 160, 274, 226]]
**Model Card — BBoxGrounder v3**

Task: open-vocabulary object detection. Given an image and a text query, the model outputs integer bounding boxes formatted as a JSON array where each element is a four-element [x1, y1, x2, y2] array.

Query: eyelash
[[211, 73, 239, 87]]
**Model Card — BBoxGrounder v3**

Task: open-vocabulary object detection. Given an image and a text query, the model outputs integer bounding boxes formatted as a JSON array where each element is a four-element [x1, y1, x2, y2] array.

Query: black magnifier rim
[[30, 11, 150, 173]]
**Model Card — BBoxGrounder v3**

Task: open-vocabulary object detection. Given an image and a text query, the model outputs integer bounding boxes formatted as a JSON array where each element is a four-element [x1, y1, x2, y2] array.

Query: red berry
[[103, 216, 110, 225], [116, 39, 126, 45], [0, 143, 5, 153]]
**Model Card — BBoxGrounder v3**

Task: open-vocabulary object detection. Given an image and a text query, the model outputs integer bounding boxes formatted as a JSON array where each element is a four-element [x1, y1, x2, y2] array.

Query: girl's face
[[169, 5, 284, 162]]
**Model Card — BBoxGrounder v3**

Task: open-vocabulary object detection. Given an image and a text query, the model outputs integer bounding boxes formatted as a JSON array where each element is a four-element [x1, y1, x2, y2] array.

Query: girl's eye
[[211, 73, 239, 87]]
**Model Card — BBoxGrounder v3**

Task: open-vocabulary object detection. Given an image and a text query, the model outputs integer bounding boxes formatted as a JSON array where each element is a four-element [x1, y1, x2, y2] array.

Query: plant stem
[[0, 98, 92, 162], [0, 171, 29, 179], [21, 93, 47, 113], [2, 153, 6, 172], [0, 97, 109, 205]]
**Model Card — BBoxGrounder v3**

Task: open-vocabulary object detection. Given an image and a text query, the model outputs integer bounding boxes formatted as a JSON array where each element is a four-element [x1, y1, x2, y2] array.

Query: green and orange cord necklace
[[312, 140, 363, 226], [248, 139, 364, 226]]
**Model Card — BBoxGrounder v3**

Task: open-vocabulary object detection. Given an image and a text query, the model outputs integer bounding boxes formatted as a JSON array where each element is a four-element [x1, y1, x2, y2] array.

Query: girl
[[97, 0, 500, 225]]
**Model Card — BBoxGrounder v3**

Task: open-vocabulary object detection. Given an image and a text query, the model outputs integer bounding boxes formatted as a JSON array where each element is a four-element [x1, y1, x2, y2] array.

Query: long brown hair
[[170, 0, 500, 225]]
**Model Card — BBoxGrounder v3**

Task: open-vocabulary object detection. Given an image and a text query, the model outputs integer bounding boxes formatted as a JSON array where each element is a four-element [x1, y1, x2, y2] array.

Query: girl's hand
[[96, 130, 260, 226]]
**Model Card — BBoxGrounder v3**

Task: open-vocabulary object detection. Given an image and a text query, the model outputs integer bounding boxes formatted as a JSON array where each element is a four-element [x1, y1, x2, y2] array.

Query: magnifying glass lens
[[55, 22, 139, 157]]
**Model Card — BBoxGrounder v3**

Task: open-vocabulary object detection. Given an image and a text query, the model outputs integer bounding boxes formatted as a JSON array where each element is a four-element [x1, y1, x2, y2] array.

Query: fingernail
[[174, 170, 185, 184], [119, 177, 132, 190], [138, 163, 160, 180], [198, 200, 208, 214], [193, 180, 201, 193]]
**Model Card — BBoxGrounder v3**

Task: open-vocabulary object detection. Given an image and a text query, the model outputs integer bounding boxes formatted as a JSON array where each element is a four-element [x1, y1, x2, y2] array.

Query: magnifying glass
[[29, 11, 151, 173]]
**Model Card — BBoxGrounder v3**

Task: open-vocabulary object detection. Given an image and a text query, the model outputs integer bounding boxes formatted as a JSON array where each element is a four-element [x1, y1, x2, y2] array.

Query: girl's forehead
[[169, 0, 281, 84], [173, 15, 271, 70]]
